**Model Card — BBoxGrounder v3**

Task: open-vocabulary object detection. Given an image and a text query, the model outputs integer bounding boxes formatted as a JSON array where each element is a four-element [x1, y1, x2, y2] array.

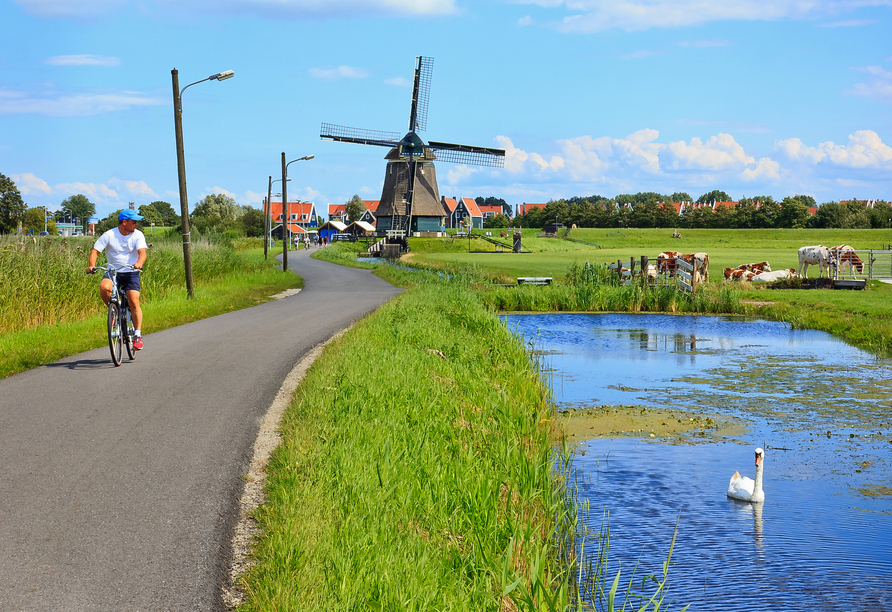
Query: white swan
[[727, 447, 765, 502]]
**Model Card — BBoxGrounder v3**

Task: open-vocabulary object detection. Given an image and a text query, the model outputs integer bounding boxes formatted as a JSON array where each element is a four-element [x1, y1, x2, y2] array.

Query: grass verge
[[237, 283, 578, 611]]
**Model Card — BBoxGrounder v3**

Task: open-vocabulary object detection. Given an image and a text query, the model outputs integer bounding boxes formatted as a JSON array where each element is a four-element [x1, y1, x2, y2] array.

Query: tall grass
[[0, 235, 260, 334], [239, 283, 577, 611], [483, 260, 745, 316]]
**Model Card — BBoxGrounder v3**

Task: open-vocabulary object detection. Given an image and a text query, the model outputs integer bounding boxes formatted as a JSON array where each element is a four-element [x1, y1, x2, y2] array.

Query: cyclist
[[88, 209, 148, 350]]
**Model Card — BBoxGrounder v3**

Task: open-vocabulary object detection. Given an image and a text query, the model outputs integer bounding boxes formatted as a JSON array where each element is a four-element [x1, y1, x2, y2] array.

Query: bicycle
[[89, 264, 140, 366]]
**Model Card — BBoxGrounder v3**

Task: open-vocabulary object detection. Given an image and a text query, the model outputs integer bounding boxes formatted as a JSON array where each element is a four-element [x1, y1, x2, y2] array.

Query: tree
[[22, 207, 58, 234], [240, 207, 265, 237], [345, 194, 365, 223], [669, 191, 692, 203], [484, 213, 510, 228], [775, 197, 810, 229], [0, 173, 26, 234], [59, 194, 96, 230], [476, 196, 511, 217], [191, 193, 242, 233], [696, 190, 731, 204], [139, 201, 179, 227]]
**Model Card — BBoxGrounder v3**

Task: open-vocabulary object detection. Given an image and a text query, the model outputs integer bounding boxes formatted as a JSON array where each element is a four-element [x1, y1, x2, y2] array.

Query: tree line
[[491, 192, 892, 231]]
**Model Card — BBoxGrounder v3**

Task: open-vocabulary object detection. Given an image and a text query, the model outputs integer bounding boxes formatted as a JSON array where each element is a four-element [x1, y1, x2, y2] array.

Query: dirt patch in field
[[553, 404, 747, 445], [740, 299, 775, 306]]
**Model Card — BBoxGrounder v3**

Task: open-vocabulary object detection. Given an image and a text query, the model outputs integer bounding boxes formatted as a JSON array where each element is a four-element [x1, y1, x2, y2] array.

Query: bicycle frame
[[91, 264, 139, 366]]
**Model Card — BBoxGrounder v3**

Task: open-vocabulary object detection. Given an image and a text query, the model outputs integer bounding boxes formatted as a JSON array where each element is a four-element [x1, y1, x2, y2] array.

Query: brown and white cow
[[723, 261, 771, 280], [692, 252, 709, 283], [657, 251, 681, 275], [830, 245, 864, 277], [798, 245, 836, 279]]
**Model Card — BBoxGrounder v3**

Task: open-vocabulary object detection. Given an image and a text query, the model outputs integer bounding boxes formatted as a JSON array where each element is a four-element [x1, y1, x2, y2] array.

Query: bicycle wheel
[[107, 302, 123, 366], [124, 306, 136, 360]]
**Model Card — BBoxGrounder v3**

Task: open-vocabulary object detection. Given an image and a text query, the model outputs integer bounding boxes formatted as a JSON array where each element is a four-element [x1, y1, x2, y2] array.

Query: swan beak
[[755, 454, 762, 467]]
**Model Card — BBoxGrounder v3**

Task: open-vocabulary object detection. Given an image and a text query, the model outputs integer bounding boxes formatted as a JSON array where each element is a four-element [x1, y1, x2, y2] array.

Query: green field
[[409, 228, 892, 281]]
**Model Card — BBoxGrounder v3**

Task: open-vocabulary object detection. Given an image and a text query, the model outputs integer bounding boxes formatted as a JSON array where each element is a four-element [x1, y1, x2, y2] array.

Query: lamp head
[[210, 70, 235, 81]]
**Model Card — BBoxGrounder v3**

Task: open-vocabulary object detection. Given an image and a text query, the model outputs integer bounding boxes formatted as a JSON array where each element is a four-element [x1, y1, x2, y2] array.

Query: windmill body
[[321, 56, 504, 239]]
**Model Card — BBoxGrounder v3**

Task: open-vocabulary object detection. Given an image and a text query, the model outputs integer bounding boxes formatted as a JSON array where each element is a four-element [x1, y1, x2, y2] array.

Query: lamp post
[[281, 153, 314, 272], [265, 177, 290, 260], [171, 68, 235, 298]]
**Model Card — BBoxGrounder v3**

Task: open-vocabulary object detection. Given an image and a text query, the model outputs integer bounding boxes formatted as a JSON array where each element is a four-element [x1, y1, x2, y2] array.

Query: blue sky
[[2, 0, 891, 220]]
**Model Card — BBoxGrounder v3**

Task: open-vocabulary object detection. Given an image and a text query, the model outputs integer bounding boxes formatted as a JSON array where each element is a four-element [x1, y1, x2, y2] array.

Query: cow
[[657, 251, 681, 275], [724, 268, 757, 281], [751, 269, 799, 282], [798, 245, 837, 279], [830, 245, 864, 277], [723, 261, 771, 280], [692, 252, 709, 283]]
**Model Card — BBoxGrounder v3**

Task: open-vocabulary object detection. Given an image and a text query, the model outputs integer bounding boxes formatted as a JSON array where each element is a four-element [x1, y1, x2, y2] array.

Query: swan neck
[[753, 459, 764, 494]]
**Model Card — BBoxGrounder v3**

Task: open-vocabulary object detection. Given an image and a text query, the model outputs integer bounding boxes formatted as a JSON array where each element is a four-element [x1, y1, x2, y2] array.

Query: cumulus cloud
[[740, 157, 781, 181], [309, 65, 371, 80], [109, 178, 157, 197], [45, 55, 122, 67], [444, 165, 478, 185], [14, 0, 125, 19], [512, 0, 875, 33], [776, 130, 892, 169], [0, 87, 163, 116], [816, 19, 877, 27], [10, 173, 52, 195], [665, 133, 754, 170]]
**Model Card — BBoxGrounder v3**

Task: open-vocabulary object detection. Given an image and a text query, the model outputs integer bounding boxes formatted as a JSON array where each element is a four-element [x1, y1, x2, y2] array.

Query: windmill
[[321, 56, 505, 239]]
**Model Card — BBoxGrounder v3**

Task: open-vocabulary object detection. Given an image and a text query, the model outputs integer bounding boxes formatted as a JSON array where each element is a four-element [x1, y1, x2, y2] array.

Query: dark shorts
[[103, 270, 141, 293]]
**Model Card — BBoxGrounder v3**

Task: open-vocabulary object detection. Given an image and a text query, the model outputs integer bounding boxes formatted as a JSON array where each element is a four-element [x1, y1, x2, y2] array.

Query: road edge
[[221, 325, 348, 609]]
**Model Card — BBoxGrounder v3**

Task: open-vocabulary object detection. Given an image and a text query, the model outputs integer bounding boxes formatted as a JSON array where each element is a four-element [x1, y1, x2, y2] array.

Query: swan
[[727, 447, 765, 502]]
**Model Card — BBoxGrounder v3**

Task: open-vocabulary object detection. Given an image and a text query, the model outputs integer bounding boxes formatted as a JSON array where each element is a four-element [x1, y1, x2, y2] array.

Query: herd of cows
[[644, 245, 865, 285]]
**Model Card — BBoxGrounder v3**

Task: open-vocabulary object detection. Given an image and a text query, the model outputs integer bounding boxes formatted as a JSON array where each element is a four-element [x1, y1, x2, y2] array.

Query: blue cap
[[119, 209, 143, 221]]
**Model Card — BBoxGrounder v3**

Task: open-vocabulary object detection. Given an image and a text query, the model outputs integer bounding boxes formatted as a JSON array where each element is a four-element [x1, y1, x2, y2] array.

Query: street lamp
[[281, 153, 314, 272], [171, 68, 235, 298], [265, 177, 290, 259]]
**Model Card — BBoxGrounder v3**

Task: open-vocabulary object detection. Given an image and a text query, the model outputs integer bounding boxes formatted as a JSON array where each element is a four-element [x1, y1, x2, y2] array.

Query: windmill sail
[[320, 56, 504, 238]]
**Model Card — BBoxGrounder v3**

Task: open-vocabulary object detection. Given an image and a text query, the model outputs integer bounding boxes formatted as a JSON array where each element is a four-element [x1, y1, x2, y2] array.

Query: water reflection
[[505, 313, 892, 612]]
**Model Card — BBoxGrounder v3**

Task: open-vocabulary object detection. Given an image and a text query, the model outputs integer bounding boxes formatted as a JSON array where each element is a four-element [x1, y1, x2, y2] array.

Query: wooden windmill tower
[[321, 56, 505, 238]]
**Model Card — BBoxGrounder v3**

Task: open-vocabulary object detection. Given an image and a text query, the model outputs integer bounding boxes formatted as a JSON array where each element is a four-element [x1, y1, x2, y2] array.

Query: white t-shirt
[[93, 227, 148, 269]]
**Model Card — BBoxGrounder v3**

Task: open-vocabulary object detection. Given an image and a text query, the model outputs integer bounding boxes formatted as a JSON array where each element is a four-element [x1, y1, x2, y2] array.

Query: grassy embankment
[[403, 228, 892, 357], [0, 236, 301, 377], [238, 267, 685, 611]]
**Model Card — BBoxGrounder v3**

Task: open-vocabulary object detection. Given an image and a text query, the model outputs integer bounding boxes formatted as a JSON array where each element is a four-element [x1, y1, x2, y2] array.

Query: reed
[[0, 235, 256, 334]]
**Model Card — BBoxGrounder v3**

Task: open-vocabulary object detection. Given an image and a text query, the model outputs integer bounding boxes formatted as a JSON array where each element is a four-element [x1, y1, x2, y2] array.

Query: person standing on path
[[88, 209, 148, 350]]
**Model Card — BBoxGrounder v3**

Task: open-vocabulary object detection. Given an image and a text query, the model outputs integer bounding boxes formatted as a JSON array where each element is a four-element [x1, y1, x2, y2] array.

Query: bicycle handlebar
[[88, 264, 142, 276]]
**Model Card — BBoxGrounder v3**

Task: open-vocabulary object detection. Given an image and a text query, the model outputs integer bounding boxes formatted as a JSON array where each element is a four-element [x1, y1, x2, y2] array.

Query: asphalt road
[[0, 247, 401, 611]]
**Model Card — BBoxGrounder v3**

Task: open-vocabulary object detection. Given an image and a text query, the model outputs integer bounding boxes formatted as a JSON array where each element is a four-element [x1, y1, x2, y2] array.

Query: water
[[505, 313, 892, 612]]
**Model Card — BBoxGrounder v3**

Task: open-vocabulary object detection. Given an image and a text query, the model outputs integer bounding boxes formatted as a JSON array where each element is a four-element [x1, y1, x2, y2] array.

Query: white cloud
[[816, 19, 877, 27], [244, 190, 265, 205], [10, 173, 52, 195], [846, 63, 892, 102], [207, 186, 239, 199], [384, 77, 412, 87], [55, 182, 119, 200], [776, 130, 892, 169], [22, 0, 460, 20], [512, 0, 881, 33], [444, 165, 477, 185], [740, 157, 781, 181], [0, 87, 163, 116], [45, 54, 122, 67], [309, 65, 371, 80], [108, 178, 157, 197], [665, 133, 754, 170], [518, 15, 534, 26]]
